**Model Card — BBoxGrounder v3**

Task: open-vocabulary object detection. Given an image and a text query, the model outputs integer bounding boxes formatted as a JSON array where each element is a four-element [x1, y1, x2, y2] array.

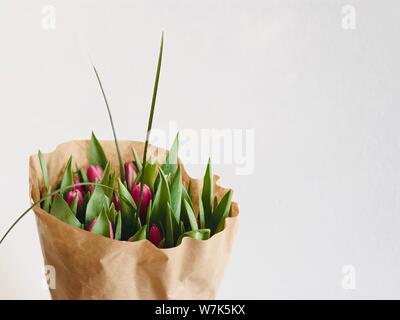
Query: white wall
[[0, 0, 399, 299]]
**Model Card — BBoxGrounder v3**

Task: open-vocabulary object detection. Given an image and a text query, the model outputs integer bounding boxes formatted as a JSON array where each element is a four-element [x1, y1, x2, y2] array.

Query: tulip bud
[[87, 165, 104, 183], [149, 224, 162, 247], [65, 189, 83, 206], [124, 161, 136, 190], [112, 194, 121, 211], [131, 183, 152, 221], [73, 177, 85, 195]]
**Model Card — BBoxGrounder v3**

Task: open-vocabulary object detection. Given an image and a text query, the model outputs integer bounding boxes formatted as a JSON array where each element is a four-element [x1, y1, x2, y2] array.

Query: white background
[[1, 0, 399, 299]]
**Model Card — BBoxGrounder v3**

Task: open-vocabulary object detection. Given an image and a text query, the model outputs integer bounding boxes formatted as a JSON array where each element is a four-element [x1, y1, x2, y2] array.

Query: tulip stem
[[92, 64, 126, 183], [0, 182, 114, 246], [137, 32, 164, 215]]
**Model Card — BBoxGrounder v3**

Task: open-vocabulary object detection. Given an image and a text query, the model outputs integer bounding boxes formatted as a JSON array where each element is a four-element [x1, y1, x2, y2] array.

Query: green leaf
[[128, 224, 147, 241], [89, 132, 108, 168], [170, 166, 182, 223], [118, 179, 136, 210], [177, 229, 210, 245], [90, 207, 112, 238], [136, 32, 163, 222], [100, 161, 114, 198], [118, 179, 137, 239], [179, 221, 185, 235], [158, 238, 165, 248], [151, 168, 171, 225], [78, 167, 89, 194], [79, 167, 89, 184], [71, 193, 79, 215], [91, 65, 125, 182], [42, 185, 52, 212], [60, 156, 73, 193], [114, 212, 122, 241], [140, 161, 158, 191], [132, 147, 143, 172], [162, 133, 179, 175], [166, 133, 179, 164], [38, 151, 50, 193], [85, 186, 109, 227], [180, 186, 193, 229], [182, 184, 193, 207], [136, 215, 142, 230], [165, 203, 174, 248], [145, 200, 152, 233], [183, 199, 198, 231], [107, 203, 117, 225], [198, 196, 206, 229], [211, 190, 233, 234], [50, 194, 82, 228], [201, 158, 213, 218], [78, 191, 91, 223]]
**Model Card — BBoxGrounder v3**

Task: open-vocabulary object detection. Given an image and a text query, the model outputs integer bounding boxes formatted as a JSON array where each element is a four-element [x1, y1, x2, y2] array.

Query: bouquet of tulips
[[37, 132, 233, 248], [2, 34, 238, 299]]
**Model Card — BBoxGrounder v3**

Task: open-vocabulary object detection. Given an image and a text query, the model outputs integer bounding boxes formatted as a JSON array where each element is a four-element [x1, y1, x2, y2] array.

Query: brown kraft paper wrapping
[[29, 140, 239, 300]]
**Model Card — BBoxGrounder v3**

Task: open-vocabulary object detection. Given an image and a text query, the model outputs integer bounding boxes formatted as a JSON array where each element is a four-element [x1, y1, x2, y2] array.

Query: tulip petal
[[148, 224, 163, 247]]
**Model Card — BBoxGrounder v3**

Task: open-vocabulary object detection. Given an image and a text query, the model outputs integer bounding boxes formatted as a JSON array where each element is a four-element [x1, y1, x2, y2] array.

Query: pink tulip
[[73, 177, 85, 195], [65, 189, 83, 206], [131, 183, 152, 221], [124, 161, 136, 190], [87, 165, 103, 183], [149, 224, 162, 247]]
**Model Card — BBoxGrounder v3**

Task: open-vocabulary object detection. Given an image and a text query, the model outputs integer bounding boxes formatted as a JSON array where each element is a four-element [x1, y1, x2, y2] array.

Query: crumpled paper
[[29, 140, 239, 300]]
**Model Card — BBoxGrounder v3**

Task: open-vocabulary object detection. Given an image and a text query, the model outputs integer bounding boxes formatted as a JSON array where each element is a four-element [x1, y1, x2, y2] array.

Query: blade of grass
[[137, 32, 164, 215], [91, 63, 126, 183]]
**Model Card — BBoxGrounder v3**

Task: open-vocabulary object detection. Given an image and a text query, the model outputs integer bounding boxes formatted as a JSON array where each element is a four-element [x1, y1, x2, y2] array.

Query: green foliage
[[60, 156, 73, 194], [50, 194, 82, 229], [89, 132, 108, 168]]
